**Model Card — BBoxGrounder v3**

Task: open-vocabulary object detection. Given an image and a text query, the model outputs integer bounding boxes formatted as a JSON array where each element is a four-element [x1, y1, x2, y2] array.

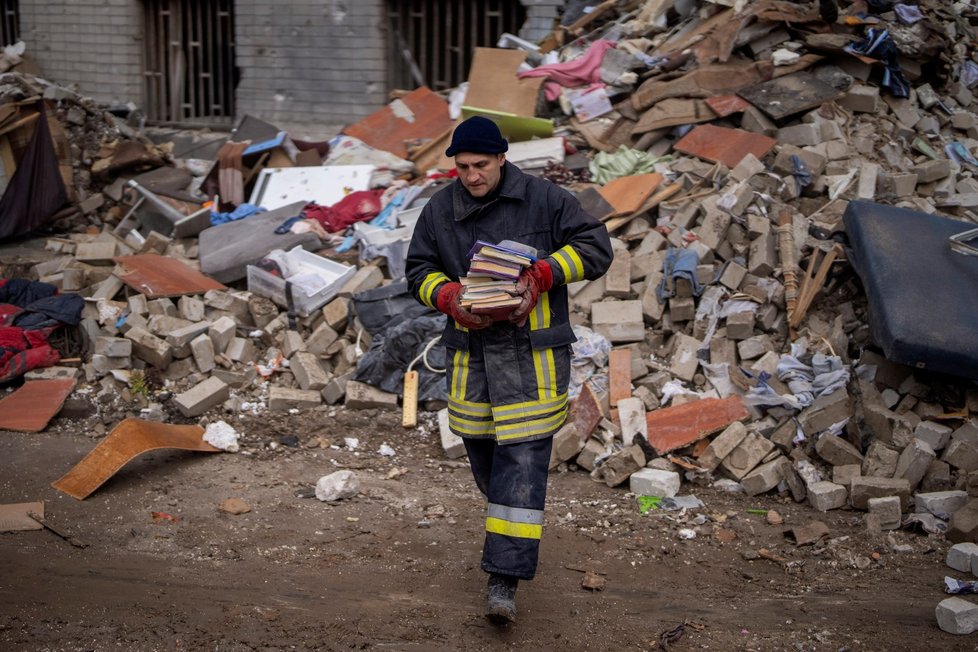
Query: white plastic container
[[247, 246, 355, 317]]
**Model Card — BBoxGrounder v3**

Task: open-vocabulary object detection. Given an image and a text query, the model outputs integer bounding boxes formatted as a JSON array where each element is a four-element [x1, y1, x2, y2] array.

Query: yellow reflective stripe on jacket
[[495, 407, 568, 442], [450, 349, 470, 398], [551, 246, 585, 283], [419, 272, 450, 308], [485, 517, 542, 540], [448, 413, 495, 436], [493, 393, 567, 420], [448, 396, 492, 417], [528, 290, 550, 331], [532, 347, 557, 401]]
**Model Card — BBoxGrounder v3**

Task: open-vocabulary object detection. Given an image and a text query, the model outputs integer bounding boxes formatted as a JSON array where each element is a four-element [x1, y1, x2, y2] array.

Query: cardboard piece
[[646, 396, 749, 455], [465, 48, 544, 117], [52, 418, 221, 500], [342, 87, 454, 160], [738, 72, 843, 121], [674, 124, 777, 168], [0, 502, 44, 531], [0, 379, 76, 432], [634, 98, 717, 134], [598, 173, 664, 217], [113, 254, 227, 298]]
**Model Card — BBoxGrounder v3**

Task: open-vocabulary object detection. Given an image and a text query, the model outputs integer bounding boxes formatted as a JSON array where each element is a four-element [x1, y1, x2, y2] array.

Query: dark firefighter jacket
[[405, 161, 613, 443]]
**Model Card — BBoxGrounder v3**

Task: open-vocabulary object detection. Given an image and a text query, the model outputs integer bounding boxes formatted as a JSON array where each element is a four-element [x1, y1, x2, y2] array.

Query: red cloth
[[517, 39, 617, 101], [303, 190, 384, 233], [0, 325, 60, 382]]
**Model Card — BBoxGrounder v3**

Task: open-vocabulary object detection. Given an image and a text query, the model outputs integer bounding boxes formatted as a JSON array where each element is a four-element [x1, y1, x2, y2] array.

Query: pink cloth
[[517, 39, 617, 101]]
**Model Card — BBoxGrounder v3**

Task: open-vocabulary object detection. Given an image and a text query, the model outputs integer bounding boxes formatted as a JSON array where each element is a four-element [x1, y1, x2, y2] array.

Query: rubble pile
[[7, 2, 978, 629]]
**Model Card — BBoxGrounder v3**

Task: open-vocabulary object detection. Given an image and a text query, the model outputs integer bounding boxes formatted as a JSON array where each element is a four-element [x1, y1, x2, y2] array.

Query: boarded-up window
[[0, 0, 19, 47], [387, 0, 527, 92], [142, 0, 236, 126]]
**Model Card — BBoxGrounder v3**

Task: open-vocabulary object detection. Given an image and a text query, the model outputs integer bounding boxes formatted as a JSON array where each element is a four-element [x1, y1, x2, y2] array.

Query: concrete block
[[916, 490, 970, 517], [339, 265, 384, 297], [747, 232, 777, 277], [605, 242, 632, 298], [549, 421, 583, 469], [174, 376, 229, 417], [862, 441, 900, 478], [730, 152, 765, 182], [94, 336, 131, 357], [936, 597, 978, 635], [953, 421, 978, 446], [915, 159, 951, 184], [777, 123, 820, 146], [92, 354, 130, 374], [640, 275, 665, 324], [590, 444, 645, 487], [124, 326, 173, 369], [922, 460, 953, 492], [190, 334, 216, 373], [856, 161, 879, 200], [833, 464, 861, 486], [944, 439, 978, 472], [208, 316, 237, 354], [177, 296, 206, 322], [815, 434, 865, 467], [946, 542, 978, 572], [850, 476, 911, 510], [321, 371, 355, 405], [867, 496, 902, 530], [576, 437, 607, 471], [736, 334, 773, 361], [741, 456, 786, 496], [166, 322, 212, 350], [281, 330, 306, 357], [290, 351, 330, 391], [592, 300, 645, 343], [669, 333, 702, 382], [345, 380, 398, 410], [718, 260, 747, 290], [226, 337, 258, 364], [437, 408, 466, 459], [698, 421, 749, 471], [268, 386, 321, 411], [915, 420, 953, 451], [720, 431, 775, 480], [147, 298, 177, 317], [725, 311, 754, 340], [630, 468, 681, 497], [322, 297, 351, 331], [894, 439, 936, 491], [839, 84, 879, 113], [617, 397, 647, 445], [808, 481, 848, 511], [305, 322, 340, 355], [798, 390, 851, 436]]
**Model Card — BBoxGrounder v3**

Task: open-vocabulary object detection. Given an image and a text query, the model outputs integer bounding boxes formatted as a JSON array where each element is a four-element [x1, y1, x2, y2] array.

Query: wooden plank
[[646, 396, 749, 455], [52, 418, 220, 500], [598, 173, 663, 217], [113, 254, 226, 298], [608, 348, 633, 407], [0, 379, 76, 433]]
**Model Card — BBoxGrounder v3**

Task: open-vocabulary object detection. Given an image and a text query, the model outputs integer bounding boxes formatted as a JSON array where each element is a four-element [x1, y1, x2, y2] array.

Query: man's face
[[455, 153, 505, 198]]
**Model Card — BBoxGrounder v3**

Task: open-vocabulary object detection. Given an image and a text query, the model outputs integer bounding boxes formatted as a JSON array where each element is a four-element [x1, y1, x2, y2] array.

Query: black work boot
[[485, 573, 518, 624]]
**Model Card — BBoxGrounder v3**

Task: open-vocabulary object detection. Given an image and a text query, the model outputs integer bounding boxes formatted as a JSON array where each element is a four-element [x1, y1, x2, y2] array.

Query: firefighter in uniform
[[406, 116, 613, 624]]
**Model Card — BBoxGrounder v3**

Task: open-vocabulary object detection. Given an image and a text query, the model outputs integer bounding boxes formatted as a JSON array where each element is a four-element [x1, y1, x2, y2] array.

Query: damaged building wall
[[19, 0, 143, 109], [234, 0, 388, 124]]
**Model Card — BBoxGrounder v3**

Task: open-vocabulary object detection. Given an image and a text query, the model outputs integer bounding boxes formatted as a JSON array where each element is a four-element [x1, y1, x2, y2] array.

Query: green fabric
[[588, 145, 671, 185]]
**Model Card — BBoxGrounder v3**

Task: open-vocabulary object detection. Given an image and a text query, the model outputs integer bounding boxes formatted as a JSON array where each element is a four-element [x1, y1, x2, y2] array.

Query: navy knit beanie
[[445, 116, 508, 157]]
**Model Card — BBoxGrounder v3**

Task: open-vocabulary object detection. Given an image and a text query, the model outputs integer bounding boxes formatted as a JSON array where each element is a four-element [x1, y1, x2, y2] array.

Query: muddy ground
[[0, 405, 973, 651]]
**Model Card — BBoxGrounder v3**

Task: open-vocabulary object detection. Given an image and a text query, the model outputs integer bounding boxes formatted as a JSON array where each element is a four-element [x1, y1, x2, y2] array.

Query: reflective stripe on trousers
[[464, 436, 553, 580]]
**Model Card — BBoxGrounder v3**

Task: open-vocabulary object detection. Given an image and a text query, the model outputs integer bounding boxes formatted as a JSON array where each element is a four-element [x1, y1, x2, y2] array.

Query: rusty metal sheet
[[52, 418, 221, 500], [646, 396, 749, 455], [113, 254, 226, 298], [737, 71, 843, 121], [674, 124, 777, 169], [0, 379, 76, 432], [598, 173, 663, 217], [705, 94, 751, 117], [342, 87, 454, 160]]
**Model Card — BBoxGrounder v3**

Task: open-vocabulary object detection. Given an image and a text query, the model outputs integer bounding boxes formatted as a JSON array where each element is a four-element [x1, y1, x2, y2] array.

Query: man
[[406, 116, 612, 624]]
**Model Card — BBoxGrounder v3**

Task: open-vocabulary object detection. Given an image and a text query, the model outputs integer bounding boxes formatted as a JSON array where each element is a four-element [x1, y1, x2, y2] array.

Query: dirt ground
[[0, 405, 974, 652]]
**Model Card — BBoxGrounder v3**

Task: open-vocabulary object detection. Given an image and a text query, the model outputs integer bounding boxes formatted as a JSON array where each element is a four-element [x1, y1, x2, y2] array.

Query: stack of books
[[460, 240, 537, 318]]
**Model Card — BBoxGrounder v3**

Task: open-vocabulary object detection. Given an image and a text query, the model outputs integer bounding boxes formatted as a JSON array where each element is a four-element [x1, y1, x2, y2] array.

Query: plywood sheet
[[342, 87, 454, 160], [114, 254, 226, 298], [646, 396, 749, 455], [0, 379, 76, 432], [465, 48, 544, 117], [598, 173, 663, 217], [674, 124, 777, 168], [52, 418, 220, 500], [0, 502, 43, 531], [737, 72, 843, 121]]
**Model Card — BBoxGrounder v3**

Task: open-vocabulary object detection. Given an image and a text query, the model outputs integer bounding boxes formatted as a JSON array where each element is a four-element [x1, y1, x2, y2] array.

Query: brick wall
[[234, 0, 389, 125], [19, 0, 144, 108]]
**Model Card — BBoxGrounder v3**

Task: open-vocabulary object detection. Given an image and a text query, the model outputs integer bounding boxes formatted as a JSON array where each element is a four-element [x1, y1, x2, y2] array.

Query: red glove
[[435, 282, 492, 330], [509, 260, 554, 326]]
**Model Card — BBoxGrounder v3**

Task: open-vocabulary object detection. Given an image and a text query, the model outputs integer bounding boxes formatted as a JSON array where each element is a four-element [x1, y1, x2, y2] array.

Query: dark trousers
[[463, 436, 553, 580]]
